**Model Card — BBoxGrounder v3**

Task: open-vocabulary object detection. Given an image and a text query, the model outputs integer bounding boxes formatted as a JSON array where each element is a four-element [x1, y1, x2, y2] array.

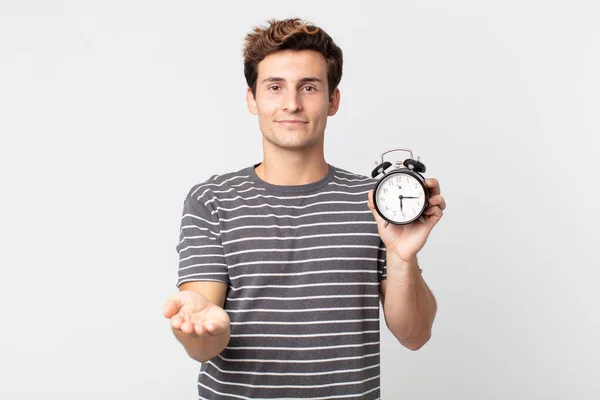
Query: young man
[[163, 18, 446, 399]]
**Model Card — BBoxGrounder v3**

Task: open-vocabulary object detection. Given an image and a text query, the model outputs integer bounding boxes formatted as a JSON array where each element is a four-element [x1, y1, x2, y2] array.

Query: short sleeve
[[175, 195, 229, 287], [377, 240, 387, 281]]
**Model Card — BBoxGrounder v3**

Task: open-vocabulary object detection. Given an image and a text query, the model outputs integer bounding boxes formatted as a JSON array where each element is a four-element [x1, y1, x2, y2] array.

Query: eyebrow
[[261, 77, 324, 85]]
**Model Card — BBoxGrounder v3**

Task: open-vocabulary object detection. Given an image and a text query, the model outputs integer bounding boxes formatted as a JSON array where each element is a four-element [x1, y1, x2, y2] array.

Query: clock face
[[374, 171, 427, 224]]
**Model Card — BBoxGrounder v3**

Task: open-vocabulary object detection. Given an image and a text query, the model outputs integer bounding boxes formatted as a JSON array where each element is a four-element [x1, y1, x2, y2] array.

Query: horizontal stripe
[[179, 253, 225, 262], [212, 200, 366, 214], [196, 186, 266, 200], [178, 244, 222, 252], [220, 220, 376, 234], [220, 209, 372, 223], [201, 370, 379, 390], [335, 170, 368, 178], [178, 272, 229, 279], [190, 175, 251, 197], [329, 181, 375, 188], [179, 226, 220, 237], [230, 330, 380, 339], [178, 262, 227, 271], [204, 189, 371, 206], [178, 235, 218, 246], [181, 214, 219, 226], [230, 269, 376, 280], [198, 382, 248, 400], [226, 294, 380, 302], [230, 318, 379, 326], [333, 175, 372, 182], [218, 352, 379, 364], [228, 257, 384, 269], [198, 383, 379, 400], [226, 306, 379, 313], [222, 232, 380, 246], [227, 245, 381, 258], [229, 282, 379, 291], [226, 341, 379, 352], [207, 360, 379, 377]]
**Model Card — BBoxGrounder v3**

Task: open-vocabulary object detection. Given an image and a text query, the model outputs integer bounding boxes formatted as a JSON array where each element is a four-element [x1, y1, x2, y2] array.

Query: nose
[[281, 89, 302, 112]]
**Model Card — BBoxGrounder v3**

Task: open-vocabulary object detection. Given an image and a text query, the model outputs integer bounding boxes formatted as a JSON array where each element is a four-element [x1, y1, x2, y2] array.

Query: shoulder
[[185, 165, 255, 204], [330, 165, 378, 189]]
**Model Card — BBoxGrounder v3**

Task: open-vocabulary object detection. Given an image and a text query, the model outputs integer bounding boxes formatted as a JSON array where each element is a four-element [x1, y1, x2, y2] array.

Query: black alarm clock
[[371, 148, 430, 226]]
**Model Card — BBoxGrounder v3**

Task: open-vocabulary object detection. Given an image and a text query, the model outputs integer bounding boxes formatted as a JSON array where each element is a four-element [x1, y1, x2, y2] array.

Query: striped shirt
[[176, 163, 387, 399]]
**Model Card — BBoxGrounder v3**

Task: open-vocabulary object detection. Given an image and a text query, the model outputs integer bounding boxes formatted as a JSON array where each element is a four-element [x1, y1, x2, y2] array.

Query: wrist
[[386, 251, 422, 274]]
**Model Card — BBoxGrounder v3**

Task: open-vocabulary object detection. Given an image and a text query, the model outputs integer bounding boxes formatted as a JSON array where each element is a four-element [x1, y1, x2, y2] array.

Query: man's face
[[247, 50, 340, 151]]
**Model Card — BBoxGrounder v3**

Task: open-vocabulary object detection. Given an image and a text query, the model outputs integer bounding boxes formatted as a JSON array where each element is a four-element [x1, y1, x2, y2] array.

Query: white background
[[1, 1, 599, 399]]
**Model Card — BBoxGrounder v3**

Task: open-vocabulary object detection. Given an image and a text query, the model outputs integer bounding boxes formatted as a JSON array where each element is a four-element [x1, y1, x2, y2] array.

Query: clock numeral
[[402, 212, 406, 217], [379, 197, 385, 202], [383, 188, 388, 194]]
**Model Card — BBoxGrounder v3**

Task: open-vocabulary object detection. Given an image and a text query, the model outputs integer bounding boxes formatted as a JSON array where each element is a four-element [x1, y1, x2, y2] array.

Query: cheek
[[257, 102, 278, 118]]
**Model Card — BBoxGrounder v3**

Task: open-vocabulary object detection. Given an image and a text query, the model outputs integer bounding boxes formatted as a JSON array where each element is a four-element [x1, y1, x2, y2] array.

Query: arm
[[367, 177, 446, 351], [379, 254, 437, 350], [164, 281, 230, 363], [168, 191, 231, 362]]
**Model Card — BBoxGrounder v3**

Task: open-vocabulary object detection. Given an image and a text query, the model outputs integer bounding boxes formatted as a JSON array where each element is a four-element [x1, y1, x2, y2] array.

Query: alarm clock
[[371, 148, 430, 226]]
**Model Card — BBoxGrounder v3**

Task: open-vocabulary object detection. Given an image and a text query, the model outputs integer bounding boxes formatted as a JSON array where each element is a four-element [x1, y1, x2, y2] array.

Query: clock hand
[[402, 196, 420, 199], [399, 195, 403, 212]]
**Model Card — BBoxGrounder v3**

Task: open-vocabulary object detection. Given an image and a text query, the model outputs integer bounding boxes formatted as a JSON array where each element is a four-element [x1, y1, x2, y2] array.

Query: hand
[[368, 178, 446, 262], [163, 290, 230, 337]]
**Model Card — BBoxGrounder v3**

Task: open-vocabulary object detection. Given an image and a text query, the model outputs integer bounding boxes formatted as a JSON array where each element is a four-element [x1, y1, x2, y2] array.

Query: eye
[[268, 85, 281, 92], [302, 86, 316, 92]]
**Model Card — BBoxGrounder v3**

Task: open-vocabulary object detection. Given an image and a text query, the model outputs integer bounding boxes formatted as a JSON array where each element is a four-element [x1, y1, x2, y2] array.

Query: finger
[[206, 321, 227, 336], [425, 178, 440, 197], [194, 323, 207, 336], [367, 190, 385, 227], [367, 190, 375, 212], [424, 205, 442, 216], [428, 195, 446, 211], [423, 210, 443, 228], [180, 319, 195, 335], [163, 294, 182, 318], [170, 314, 185, 330], [425, 208, 443, 221]]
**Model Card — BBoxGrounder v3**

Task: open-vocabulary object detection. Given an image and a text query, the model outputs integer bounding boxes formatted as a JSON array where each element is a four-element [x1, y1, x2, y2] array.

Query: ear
[[327, 87, 341, 116], [246, 88, 258, 116]]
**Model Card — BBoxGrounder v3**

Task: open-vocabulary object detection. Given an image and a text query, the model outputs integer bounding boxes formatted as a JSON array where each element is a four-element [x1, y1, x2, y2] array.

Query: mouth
[[277, 120, 308, 125]]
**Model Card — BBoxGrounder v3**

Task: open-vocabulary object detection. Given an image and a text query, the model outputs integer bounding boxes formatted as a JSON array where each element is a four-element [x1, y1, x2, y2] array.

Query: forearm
[[383, 252, 437, 350], [172, 325, 230, 363]]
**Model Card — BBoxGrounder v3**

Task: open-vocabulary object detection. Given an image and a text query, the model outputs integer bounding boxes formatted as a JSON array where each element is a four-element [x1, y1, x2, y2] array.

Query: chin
[[274, 141, 314, 151]]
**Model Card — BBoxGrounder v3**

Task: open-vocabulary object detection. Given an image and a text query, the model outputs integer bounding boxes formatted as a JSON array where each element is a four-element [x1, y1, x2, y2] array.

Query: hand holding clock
[[368, 178, 446, 262]]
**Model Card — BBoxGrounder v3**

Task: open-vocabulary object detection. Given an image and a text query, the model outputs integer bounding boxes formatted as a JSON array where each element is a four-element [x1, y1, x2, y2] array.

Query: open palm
[[163, 290, 230, 337]]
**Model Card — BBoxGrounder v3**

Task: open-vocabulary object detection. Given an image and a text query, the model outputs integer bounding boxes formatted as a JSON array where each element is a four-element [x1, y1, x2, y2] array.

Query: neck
[[255, 142, 329, 186]]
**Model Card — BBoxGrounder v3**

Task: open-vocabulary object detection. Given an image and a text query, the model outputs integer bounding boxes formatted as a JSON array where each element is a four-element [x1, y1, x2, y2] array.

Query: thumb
[[163, 293, 183, 318], [367, 190, 381, 221], [367, 190, 376, 212]]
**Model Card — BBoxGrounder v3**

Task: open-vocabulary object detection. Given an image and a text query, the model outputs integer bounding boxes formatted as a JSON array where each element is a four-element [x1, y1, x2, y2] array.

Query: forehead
[[257, 50, 328, 82]]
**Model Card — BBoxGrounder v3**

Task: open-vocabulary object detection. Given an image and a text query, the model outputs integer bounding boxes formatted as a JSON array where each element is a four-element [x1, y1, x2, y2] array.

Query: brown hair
[[243, 18, 343, 98]]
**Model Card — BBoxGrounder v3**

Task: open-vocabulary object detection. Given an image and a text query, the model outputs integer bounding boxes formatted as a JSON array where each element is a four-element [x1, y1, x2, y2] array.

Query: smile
[[278, 121, 308, 125]]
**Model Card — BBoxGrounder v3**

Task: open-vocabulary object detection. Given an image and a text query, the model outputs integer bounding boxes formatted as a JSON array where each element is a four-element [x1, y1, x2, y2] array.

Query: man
[[163, 18, 446, 399]]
